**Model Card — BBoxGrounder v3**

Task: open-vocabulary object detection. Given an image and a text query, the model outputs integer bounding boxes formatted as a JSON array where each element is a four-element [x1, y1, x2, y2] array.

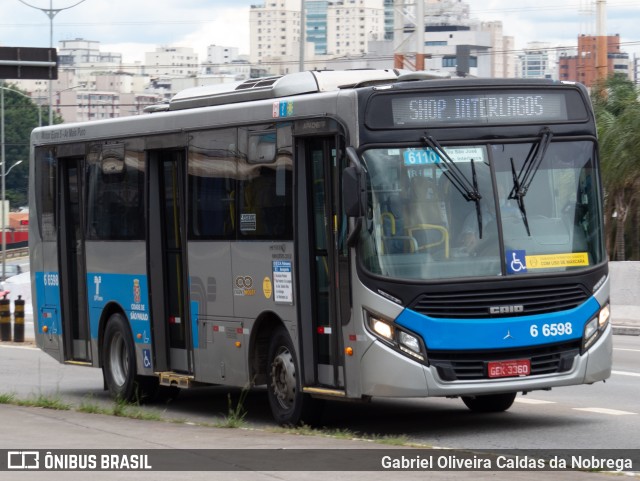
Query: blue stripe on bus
[[34, 272, 62, 336], [191, 300, 199, 348], [394, 296, 600, 350], [86, 273, 151, 344]]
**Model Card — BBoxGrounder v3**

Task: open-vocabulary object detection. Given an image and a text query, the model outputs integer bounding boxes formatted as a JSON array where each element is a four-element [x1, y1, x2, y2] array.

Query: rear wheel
[[462, 392, 517, 413], [267, 326, 322, 425]]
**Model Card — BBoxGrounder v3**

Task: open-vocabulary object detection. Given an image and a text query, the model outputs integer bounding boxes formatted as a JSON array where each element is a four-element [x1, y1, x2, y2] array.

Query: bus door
[[298, 135, 349, 389], [58, 156, 91, 362], [147, 150, 192, 374]]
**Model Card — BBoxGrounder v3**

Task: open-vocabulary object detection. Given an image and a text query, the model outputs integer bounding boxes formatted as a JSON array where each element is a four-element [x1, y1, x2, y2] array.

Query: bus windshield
[[359, 140, 603, 281]]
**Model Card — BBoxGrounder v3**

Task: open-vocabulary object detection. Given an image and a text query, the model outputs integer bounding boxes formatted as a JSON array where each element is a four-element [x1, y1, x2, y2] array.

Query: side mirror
[[343, 147, 367, 218]]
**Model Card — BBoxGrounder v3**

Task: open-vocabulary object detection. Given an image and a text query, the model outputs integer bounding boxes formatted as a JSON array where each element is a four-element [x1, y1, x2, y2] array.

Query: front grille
[[410, 284, 590, 319], [429, 342, 581, 381]]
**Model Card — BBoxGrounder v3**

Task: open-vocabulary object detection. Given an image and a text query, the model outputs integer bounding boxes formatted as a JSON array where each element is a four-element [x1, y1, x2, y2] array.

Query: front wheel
[[461, 392, 517, 413], [103, 313, 137, 401], [102, 313, 163, 403], [267, 326, 322, 425]]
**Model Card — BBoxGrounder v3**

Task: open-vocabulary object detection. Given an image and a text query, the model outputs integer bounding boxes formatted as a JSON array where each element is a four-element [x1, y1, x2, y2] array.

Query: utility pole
[[299, 0, 306, 72], [18, 0, 87, 125], [393, 0, 425, 71], [595, 0, 608, 84]]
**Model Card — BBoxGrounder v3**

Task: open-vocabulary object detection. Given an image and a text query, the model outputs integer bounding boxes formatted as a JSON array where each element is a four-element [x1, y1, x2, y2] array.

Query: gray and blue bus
[[29, 70, 611, 424]]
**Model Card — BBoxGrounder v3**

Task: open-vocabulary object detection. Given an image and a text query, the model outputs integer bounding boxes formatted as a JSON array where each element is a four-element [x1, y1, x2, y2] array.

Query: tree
[[1, 82, 62, 207], [593, 76, 640, 261]]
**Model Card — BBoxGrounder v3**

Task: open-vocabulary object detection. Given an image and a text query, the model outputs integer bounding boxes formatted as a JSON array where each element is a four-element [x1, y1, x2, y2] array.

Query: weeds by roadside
[[0, 392, 71, 410], [269, 424, 413, 446], [215, 387, 249, 428], [0, 390, 421, 448]]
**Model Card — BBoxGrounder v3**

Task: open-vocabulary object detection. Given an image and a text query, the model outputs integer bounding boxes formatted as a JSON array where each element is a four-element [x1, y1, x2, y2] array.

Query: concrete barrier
[[609, 261, 640, 335]]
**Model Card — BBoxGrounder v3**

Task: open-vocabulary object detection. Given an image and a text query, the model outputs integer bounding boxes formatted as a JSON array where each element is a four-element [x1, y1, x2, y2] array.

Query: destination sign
[[365, 89, 588, 128], [393, 92, 567, 126]]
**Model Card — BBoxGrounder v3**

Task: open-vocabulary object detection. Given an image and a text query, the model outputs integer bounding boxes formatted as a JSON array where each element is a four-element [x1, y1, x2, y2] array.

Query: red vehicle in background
[[3, 212, 28, 249]]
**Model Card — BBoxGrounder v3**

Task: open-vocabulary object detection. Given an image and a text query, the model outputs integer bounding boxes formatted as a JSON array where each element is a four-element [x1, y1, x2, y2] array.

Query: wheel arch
[[249, 310, 289, 386]]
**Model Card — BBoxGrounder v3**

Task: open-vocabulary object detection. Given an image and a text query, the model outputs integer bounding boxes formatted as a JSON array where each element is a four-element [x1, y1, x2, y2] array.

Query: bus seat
[[405, 176, 449, 257], [381, 212, 396, 236], [407, 224, 450, 257], [382, 235, 418, 254]]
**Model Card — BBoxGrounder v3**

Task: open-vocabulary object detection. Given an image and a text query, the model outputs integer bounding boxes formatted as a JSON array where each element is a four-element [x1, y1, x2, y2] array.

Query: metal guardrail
[[2, 247, 29, 259]]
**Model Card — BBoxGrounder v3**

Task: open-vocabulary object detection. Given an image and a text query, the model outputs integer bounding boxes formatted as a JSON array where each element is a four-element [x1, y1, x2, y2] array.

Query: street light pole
[[0, 83, 28, 281], [1, 88, 4, 279], [17, 0, 88, 126]]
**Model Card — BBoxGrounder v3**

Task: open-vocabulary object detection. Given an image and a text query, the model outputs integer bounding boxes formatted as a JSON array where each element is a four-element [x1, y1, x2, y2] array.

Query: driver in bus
[[460, 184, 515, 254]]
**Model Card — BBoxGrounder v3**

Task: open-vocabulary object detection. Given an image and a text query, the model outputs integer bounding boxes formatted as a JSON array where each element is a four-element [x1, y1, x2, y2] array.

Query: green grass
[[0, 390, 422, 447], [15, 393, 71, 410], [111, 397, 163, 421], [214, 390, 249, 428], [78, 397, 111, 415], [0, 392, 17, 404], [269, 424, 417, 446]]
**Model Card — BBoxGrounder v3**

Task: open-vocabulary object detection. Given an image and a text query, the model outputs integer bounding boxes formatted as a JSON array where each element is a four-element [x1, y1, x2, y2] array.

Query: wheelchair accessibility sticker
[[507, 250, 527, 274], [507, 251, 589, 274], [142, 349, 152, 369]]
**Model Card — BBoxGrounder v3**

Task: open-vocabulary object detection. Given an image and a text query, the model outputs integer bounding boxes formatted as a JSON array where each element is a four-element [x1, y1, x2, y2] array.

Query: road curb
[[612, 325, 640, 336]]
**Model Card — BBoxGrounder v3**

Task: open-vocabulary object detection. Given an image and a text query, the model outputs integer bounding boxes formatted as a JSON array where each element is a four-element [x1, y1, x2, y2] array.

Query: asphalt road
[[0, 334, 638, 479]]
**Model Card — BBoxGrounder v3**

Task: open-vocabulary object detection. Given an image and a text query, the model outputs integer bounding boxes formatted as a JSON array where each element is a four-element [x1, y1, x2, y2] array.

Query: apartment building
[[478, 21, 515, 78], [518, 42, 557, 80], [249, 0, 302, 67], [325, 1, 386, 56], [558, 34, 631, 87], [144, 46, 199, 77], [58, 38, 122, 66], [250, 0, 386, 70]]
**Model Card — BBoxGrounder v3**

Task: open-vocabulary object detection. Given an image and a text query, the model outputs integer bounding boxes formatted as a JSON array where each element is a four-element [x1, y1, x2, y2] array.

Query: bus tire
[[103, 313, 138, 402], [461, 392, 517, 413], [267, 326, 322, 426]]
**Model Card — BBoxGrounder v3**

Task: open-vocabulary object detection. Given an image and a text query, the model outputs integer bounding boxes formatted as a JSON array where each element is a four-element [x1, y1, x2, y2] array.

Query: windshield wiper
[[421, 134, 484, 236], [508, 127, 554, 236]]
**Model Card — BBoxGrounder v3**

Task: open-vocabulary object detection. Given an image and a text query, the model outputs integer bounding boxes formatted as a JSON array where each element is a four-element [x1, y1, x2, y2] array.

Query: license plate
[[487, 359, 531, 378]]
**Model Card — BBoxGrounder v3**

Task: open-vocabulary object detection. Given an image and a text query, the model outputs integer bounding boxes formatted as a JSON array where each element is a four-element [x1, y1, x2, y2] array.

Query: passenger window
[[237, 125, 293, 240], [85, 142, 145, 240], [35, 147, 57, 241], [188, 129, 238, 240]]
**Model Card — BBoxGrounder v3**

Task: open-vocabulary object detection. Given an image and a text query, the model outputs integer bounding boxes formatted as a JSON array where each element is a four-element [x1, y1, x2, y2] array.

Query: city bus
[[29, 70, 611, 424]]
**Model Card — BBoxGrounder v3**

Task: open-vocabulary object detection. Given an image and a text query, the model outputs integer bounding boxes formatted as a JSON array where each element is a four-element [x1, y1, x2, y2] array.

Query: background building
[[249, 0, 302, 73], [9, 1, 638, 123], [519, 42, 557, 80], [144, 46, 199, 77], [558, 34, 631, 87]]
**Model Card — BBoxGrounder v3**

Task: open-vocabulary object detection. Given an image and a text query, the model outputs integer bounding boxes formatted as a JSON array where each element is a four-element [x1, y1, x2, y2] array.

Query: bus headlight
[[582, 303, 610, 352], [398, 331, 424, 360], [370, 317, 394, 341], [598, 304, 610, 328], [366, 311, 425, 362]]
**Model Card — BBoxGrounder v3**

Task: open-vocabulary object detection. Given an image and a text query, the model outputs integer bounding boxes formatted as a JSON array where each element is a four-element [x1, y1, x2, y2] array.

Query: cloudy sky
[[0, 0, 638, 63]]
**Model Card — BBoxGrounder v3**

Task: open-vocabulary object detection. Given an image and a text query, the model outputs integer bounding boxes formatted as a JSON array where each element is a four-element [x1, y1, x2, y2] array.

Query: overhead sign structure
[[0, 46, 58, 80]]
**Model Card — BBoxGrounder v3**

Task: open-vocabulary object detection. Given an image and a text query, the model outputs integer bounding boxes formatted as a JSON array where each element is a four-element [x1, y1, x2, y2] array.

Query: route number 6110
[[530, 322, 573, 338]]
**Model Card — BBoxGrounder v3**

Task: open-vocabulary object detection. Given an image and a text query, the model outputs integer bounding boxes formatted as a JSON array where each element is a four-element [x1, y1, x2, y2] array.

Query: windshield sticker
[[240, 213, 256, 231], [403, 147, 484, 166], [507, 250, 528, 274], [403, 148, 441, 165], [507, 251, 590, 273], [526, 253, 589, 269], [273, 260, 293, 304]]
